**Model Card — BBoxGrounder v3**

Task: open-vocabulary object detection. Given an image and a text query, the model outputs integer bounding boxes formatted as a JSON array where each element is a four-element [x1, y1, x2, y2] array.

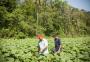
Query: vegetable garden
[[0, 37, 90, 62]]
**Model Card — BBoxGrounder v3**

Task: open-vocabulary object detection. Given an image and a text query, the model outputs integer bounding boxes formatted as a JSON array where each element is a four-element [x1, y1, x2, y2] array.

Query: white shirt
[[39, 38, 49, 55]]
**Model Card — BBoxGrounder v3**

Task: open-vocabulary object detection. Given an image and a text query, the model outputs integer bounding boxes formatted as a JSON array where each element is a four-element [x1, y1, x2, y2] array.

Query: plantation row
[[0, 37, 90, 62]]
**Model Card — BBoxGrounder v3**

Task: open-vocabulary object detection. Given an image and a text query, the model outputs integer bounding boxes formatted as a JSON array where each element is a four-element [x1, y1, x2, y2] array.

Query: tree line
[[0, 0, 90, 38]]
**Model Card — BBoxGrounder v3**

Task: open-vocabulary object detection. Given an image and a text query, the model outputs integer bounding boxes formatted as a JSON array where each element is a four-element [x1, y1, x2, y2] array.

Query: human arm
[[39, 46, 47, 53]]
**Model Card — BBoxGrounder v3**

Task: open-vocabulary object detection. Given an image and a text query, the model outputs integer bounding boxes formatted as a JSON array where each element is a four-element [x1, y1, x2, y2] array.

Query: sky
[[65, 0, 90, 11]]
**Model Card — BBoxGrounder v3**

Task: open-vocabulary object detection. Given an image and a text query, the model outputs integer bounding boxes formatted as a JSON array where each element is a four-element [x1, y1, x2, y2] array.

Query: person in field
[[53, 36, 62, 53], [36, 34, 49, 55]]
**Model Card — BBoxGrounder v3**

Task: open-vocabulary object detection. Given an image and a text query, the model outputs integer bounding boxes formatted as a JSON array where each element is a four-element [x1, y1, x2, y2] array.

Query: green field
[[0, 37, 90, 62]]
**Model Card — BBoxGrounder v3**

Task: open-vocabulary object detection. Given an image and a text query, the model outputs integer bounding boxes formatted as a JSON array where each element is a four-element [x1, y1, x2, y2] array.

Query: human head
[[53, 34, 59, 38], [36, 34, 44, 40], [54, 35, 60, 40]]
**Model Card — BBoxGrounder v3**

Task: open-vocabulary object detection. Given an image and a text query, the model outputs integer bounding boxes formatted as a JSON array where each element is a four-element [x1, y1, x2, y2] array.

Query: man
[[53, 36, 62, 53], [37, 34, 49, 55]]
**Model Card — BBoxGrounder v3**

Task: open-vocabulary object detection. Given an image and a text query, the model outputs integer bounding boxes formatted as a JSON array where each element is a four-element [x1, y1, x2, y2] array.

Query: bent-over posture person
[[53, 36, 62, 53], [37, 34, 49, 55]]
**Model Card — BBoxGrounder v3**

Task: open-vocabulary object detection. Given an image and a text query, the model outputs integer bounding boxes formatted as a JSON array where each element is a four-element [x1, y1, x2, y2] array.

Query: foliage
[[0, 37, 90, 62], [0, 0, 90, 38]]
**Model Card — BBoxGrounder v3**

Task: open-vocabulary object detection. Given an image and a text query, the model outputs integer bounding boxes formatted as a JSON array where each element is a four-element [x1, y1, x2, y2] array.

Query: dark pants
[[53, 46, 60, 53]]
